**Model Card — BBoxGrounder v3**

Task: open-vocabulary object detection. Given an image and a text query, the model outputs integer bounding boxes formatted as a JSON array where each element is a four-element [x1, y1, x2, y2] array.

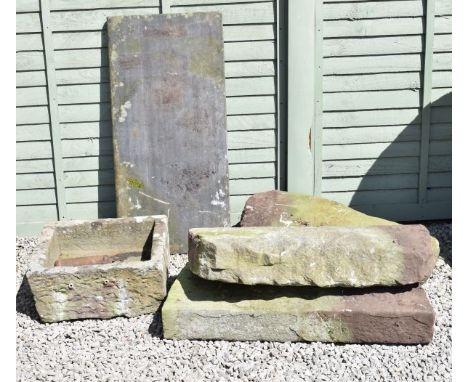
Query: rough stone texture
[[16, 221, 451, 381], [163, 266, 435, 344], [27, 216, 169, 322], [108, 13, 230, 253], [188, 225, 437, 287], [239, 190, 440, 258]]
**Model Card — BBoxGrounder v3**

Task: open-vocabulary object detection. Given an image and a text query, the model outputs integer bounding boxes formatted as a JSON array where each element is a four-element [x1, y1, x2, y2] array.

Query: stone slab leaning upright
[[27, 216, 169, 322], [188, 225, 437, 287], [108, 13, 230, 253], [162, 267, 435, 344], [239, 190, 440, 258]]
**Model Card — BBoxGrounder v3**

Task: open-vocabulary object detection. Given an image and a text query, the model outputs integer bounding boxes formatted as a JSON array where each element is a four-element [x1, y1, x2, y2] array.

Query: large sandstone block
[[108, 13, 230, 253], [189, 225, 436, 287], [162, 267, 435, 344], [239, 190, 440, 257], [27, 216, 169, 322]]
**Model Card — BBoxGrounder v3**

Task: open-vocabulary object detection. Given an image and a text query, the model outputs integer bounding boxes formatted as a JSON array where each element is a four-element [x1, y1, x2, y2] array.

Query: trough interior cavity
[[46, 219, 155, 267]]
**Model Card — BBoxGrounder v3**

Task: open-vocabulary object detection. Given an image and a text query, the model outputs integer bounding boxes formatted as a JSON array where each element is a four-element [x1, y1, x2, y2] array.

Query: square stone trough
[[27, 215, 169, 323]]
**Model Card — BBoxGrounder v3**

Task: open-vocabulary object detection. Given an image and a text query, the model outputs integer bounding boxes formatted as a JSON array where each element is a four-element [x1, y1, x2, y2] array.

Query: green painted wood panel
[[323, 16, 451, 38], [323, 142, 420, 161], [16, 205, 58, 222], [16, 159, 54, 174], [348, 201, 451, 221], [17, 173, 56, 189], [322, 0, 450, 19], [66, 185, 116, 203], [322, 174, 419, 193], [228, 148, 275, 164], [16, 71, 47, 87], [428, 172, 451, 187], [17, 0, 452, 234], [287, 0, 315, 194], [321, 124, 451, 145], [17, 0, 40, 12], [17, 0, 281, 235], [16, 13, 42, 33], [63, 157, 114, 171], [49, 3, 271, 32], [171, 0, 271, 4], [66, 202, 116, 219], [323, 157, 420, 177], [16, 124, 51, 141], [17, 0, 161, 12], [63, 170, 115, 187], [323, 189, 417, 206], [17, 189, 57, 205], [428, 155, 451, 172], [323, 52, 451, 75], [323, 125, 421, 145], [16, 33, 43, 51], [324, 71, 451, 92], [229, 163, 276, 179], [323, 35, 451, 57], [16, 141, 53, 160], [50, 0, 160, 10], [317, 0, 451, 219]]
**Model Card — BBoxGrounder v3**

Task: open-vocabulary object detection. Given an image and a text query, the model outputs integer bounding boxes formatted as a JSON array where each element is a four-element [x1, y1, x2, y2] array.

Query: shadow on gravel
[[147, 272, 180, 338], [16, 276, 41, 322], [425, 220, 452, 267], [148, 305, 163, 338]]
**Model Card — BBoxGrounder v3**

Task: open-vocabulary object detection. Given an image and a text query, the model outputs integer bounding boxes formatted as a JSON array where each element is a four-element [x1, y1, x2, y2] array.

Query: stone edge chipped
[[27, 215, 169, 277]]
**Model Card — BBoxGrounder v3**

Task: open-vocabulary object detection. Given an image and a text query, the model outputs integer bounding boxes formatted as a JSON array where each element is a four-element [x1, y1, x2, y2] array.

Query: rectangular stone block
[[27, 216, 169, 322], [189, 225, 437, 287], [162, 267, 435, 344], [239, 190, 440, 258], [108, 13, 230, 253]]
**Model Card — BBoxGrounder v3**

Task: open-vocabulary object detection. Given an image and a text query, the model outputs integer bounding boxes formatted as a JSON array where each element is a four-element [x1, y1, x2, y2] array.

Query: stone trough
[[27, 216, 169, 322]]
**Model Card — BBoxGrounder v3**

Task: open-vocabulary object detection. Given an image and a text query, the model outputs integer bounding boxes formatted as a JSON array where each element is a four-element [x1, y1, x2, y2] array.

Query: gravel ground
[[16, 222, 452, 382]]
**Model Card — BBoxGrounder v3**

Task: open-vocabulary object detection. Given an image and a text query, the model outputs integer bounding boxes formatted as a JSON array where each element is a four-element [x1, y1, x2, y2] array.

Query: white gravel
[[16, 222, 452, 382]]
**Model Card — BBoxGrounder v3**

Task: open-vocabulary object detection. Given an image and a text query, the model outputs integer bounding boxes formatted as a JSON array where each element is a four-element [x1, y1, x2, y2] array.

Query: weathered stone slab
[[27, 216, 169, 322], [239, 190, 440, 258], [108, 13, 230, 253], [189, 225, 436, 287], [162, 267, 435, 343]]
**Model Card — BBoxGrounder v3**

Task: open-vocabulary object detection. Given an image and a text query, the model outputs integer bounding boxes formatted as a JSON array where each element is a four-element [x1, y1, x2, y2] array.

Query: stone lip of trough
[[27, 215, 169, 322], [27, 215, 169, 276]]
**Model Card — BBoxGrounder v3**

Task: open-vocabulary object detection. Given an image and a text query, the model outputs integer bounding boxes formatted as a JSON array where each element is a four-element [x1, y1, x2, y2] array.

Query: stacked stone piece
[[28, 216, 169, 322], [163, 191, 438, 344]]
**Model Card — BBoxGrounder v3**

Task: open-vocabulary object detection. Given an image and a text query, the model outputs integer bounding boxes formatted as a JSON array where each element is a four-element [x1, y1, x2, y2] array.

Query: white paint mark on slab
[[139, 191, 170, 205], [118, 101, 132, 123], [135, 198, 142, 210], [279, 212, 293, 227], [117, 281, 129, 314]]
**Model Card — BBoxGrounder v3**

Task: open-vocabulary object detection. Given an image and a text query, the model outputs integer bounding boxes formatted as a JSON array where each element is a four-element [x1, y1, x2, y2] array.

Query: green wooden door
[[286, 0, 451, 221]]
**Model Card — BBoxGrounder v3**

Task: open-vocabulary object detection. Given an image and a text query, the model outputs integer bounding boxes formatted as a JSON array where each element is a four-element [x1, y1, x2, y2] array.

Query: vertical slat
[[160, 0, 171, 14], [276, 0, 287, 190], [313, 0, 323, 195], [418, 0, 435, 204], [287, 0, 315, 193], [40, 0, 66, 219]]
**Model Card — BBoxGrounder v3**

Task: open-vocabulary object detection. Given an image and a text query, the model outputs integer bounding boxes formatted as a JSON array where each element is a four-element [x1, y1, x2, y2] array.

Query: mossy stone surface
[[162, 267, 435, 344], [239, 190, 440, 259], [189, 225, 436, 287], [27, 216, 169, 323]]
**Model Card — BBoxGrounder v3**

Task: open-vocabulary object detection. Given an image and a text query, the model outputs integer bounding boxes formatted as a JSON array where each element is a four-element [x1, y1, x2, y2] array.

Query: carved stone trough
[[27, 216, 169, 322]]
